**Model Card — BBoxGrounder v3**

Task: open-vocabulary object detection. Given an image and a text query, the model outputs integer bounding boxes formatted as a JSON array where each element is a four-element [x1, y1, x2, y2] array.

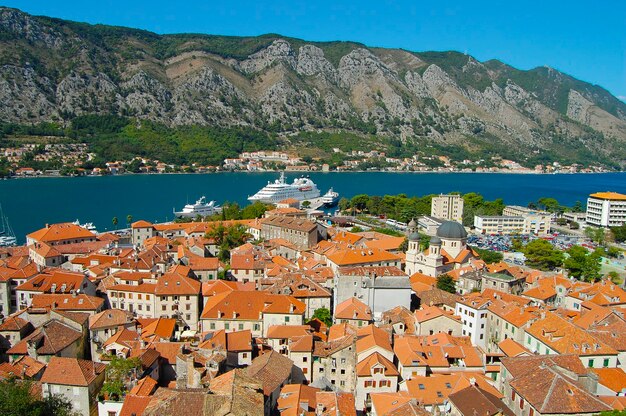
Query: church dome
[[408, 218, 417, 228], [436, 221, 468, 239], [408, 230, 420, 242], [430, 236, 442, 245]]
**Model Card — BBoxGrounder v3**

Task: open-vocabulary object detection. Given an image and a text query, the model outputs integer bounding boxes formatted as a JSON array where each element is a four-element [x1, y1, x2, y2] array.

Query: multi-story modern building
[[502, 205, 552, 235], [431, 194, 464, 223], [586, 192, 626, 227]]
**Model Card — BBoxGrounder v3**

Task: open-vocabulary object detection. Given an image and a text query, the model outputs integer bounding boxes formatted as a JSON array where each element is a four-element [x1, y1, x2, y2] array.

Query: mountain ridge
[[1, 6, 625, 168]]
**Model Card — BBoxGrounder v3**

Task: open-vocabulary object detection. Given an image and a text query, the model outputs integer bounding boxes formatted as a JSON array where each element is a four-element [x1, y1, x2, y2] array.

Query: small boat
[[321, 188, 339, 207], [72, 219, 97, 232], [174, 196, 222, 218], [0, 204, 16, 247]]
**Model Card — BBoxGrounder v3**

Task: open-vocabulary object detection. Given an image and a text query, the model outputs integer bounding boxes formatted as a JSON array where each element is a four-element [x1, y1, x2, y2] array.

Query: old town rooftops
[[201, 291, 305, 320], [27, 222, 96, 243], [41, 356, 106, 387]]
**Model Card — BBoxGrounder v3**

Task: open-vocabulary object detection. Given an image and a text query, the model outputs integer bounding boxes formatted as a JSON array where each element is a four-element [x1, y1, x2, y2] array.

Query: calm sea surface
[[1, 172, 625, 243]]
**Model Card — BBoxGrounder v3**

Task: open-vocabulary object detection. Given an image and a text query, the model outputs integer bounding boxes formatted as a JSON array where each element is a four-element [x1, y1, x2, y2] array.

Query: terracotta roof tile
[[40, 356, 105, 386]]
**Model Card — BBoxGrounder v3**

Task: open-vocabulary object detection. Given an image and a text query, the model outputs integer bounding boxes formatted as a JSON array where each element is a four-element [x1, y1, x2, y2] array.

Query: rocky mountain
[[1, 7, 625, 167]]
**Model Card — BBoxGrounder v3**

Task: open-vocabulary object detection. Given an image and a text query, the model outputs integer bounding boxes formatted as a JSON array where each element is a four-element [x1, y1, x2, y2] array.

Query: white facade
[[586, 193, 626, 227], [455, 301, 488, 348]]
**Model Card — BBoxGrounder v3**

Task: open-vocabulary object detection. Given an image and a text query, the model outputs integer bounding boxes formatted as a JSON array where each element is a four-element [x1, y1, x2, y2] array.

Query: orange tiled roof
[[155, 273, 201, 296], [40, 356, 105, 386], [201, 290, 305, 320], [406, 373, 501, 406], [327, 247, 401, 267], [334, 297, 372, 321], [30, 293, 104, 311], [356, 351, 399, 377], [27, 222, 95, 243], [525, 311, 617, 356]]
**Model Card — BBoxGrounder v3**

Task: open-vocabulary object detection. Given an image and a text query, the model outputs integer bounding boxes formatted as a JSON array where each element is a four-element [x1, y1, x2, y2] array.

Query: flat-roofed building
[[474, 216, 525, 235], [502, 205, 552, 235], [586, 192, 626, 227], [431, 194, 464, 223]]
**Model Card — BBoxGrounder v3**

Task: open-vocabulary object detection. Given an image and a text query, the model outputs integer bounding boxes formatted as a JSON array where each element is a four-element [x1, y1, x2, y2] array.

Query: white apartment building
[[455, 295, 489, 349], [431, 194, 464, 223], [586, 192, 626, 227]]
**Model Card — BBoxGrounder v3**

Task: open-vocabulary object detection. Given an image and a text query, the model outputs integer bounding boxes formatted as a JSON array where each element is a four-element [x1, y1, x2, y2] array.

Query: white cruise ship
[[248, 172, 320, 204], [321, 188, 340, 207], [174, 197, 222, 218]]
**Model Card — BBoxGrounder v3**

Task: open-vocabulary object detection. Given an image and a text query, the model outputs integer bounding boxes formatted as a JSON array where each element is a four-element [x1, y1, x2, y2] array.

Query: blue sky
[[3, 0, 625, 100]]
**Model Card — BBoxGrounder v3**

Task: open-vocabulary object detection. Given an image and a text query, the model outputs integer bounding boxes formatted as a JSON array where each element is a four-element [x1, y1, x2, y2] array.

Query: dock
[[302, 197, 326, 210]]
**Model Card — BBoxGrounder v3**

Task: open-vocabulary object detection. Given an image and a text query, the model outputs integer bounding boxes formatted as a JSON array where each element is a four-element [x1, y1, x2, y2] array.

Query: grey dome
[[430, 236, 442, 245], [408, 218, 417, 228], [408, 231, 420, 241], [436, 221, 467, 239]]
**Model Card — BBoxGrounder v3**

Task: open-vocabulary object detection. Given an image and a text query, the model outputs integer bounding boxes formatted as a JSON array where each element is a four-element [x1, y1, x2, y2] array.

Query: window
[[364, 380, 374, 387], [588, 359, 594, 368], [303, 356, 308, 362], [418, 384, 425, 390], [373, 367, 383, 374], [162, 305, 166, 311], [242, 353, 248, 358], [340, 369, 345, 374], [147, 305, 151, 311], [519, 398, 524, 410], [511, 390, 516, 401], [603, 358, 610, 367], [225, 323, 230, 330], [285, 316, 290, 323]]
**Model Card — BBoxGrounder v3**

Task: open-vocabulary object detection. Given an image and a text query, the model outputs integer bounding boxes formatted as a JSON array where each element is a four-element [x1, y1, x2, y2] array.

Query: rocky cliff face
[[1, 7, 625, 164]]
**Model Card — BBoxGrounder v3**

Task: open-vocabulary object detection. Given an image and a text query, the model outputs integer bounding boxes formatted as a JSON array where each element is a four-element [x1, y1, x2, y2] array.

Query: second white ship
[[248, 172, 320, 204]]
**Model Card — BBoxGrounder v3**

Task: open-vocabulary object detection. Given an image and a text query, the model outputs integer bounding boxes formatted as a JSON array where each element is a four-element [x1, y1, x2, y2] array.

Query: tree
[[126, 214, 133, 227], [310, 307, 332, 327], [564, 246, 593, 280], [0, 378, 78, 416], [206, 223, 250, 263], [100, 356, 142, 401], [611, 224, 626, 243], [537, 197, 561, 213], [572, 200, 584, 213], [436, 274, 456, 293], [570, 221, 580, 230], [301, 201, 311, 209], [523, 239, 564, 271], [241, 202, 269, 219], [338, 197, 350, 213], [555, 218, 567, 226], [112, 216, 118, 229], [599, 410, 626, 416], [350, 226, 363, 233], [473, 247, 503, 264], [607, 271, 621, 284], [350, 194, 370, 212]]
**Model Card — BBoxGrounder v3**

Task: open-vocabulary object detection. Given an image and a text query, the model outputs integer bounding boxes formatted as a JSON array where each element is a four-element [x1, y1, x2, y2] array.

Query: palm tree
[[112, 216, 118, 230], [126, 214, 133, 227]]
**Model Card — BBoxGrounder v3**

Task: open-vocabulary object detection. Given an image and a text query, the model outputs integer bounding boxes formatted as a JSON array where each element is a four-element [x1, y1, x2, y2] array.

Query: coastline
[[5, 169, 621, 180]]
